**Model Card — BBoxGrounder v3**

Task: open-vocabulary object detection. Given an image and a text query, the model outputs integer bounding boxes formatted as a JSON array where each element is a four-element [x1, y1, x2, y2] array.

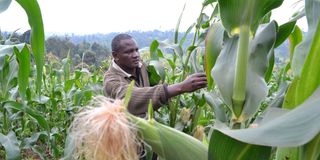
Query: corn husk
[[67, 97, 140, 160], [129, 114, 208, 160], [67, 96, 208, 160]]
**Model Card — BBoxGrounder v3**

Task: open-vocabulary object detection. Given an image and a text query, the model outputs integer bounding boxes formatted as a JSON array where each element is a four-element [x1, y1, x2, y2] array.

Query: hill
[[1, 29, 291, 68]]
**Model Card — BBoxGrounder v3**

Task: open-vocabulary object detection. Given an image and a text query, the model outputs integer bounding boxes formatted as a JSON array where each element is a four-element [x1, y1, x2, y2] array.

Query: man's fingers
[[190, 73, 207, 78], [197, 77, 207, 82], [195, 81, 208, 87], [192, 77, 207, 84], [192, 81, 207, 90]]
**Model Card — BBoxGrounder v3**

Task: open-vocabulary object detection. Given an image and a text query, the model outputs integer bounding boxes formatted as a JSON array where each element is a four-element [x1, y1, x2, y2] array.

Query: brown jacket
[[104, 62, 169, 117]]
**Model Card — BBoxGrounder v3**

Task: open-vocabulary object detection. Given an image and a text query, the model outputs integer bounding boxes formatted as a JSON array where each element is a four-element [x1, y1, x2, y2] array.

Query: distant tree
[[45, 52, 61, 69], [75, 41, 91, 56], [19, 30, 31, 44], [73, 54, 81, 66], [82, 50, 96, 66], [90, 42, 111, 65], [43, 30, 196, 68], [45, 36, 75, 58]]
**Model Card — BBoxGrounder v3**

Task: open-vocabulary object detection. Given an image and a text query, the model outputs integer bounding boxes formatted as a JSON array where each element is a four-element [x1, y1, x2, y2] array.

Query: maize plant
[[204, 0, 320, 159], [1, 0, 101, 159]]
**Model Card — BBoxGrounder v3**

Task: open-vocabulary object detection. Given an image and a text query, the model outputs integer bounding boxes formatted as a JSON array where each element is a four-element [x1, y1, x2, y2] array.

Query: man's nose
[[132, 50, 139, 57]]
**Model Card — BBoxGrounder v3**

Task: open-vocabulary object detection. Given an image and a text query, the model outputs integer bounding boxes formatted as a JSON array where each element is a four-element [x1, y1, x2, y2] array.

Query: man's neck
[[114, 61, 136, 76], [126, 68, 136, 76]]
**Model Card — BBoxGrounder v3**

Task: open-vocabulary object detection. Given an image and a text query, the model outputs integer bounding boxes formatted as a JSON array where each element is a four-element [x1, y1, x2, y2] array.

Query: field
[[1, 0, 320, 159]]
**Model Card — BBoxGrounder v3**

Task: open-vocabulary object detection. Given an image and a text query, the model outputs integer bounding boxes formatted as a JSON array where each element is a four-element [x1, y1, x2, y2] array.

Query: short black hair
[[111, 33, 133, 52]]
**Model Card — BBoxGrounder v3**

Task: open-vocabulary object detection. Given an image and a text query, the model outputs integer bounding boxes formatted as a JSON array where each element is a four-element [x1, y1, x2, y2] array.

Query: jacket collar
[[111, 59, 142, 78]]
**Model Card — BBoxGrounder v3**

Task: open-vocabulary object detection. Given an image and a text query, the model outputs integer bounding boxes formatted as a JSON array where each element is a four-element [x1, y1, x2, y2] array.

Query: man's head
[[111, 34, 140, 74]]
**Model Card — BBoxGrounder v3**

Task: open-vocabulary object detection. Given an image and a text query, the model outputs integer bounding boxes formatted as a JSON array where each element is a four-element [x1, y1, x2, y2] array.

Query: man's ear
[[112, 51, 119, 61]]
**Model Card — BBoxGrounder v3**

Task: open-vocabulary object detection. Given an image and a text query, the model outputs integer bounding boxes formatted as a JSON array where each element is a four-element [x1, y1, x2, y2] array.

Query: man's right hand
[[180, 73, 208, 92], [167, 73, 207, 98]]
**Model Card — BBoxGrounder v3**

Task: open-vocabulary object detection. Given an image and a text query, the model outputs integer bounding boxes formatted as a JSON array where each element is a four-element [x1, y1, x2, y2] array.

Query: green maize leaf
[[214, 86, 320, 147], [175, 3, 186, 44], [0, 0, 11, 13], [198, 28, 210, 45], [16, 0, 45, 95], [267, 82, 288, 109], [0, 131, 20, 160], [291, 0, 320, 77], [180, 23, 196, 46], [288, 25, 303, 62], [259, 12, 272, 24], [301, 133, 320, 160], [298, 20, 320, 160], [276, 147, 299, 160], [4, 101, 49, 130], [147, 65, 161, 86], [30, 145, 45, 160], [264, 50, 274, 83], [276, 135, 320, 160], [73, 90, 93, 106], [209, 129, 271, 160], [0, 44, 25, 59], [204, 92, 227, 123], [129, 114, 208, 160], [211, 21, 277, 121], [204, 22, 224, 90], [190, 95, 204, 131], [252, 107, 289, 126], [203, 0, 217, 7], [32, 95, 50, 104], [123, 81, 134, 108], [158, 40, 184, 62], [0, 44, 24, 99], [295, 20, 320, 107], [284, 16, 320, 109], [64, 79, 74, 93], [147, 99, 153, 121], [149, 60, 165, 83], [150, 40, 160, 60], [218, 0, 283, 35], [274, 21, 296, 48], [283, 78, 299, 109], [62, 134, 76, 160], [190, 47, 203, 73], [209, 3, 219, 19], [289, 8, 306, 23], [211, 35, 237, 110], [21, 131, 47, 148], [239, 22, 277, 119], [13, 45, 30, 100], [166, 58, 176, 70]]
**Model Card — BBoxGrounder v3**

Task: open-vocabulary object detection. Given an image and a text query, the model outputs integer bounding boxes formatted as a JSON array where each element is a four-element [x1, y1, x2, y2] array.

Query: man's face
[[114, 38, 140, 72]]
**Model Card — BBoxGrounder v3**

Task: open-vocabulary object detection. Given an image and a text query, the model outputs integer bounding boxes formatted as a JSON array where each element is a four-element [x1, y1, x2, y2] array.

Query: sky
[[0, 0, 307, 35]]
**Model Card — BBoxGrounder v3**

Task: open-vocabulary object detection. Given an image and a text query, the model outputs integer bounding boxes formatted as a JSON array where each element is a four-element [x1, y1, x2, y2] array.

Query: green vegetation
[[0, 0, 320, 159]]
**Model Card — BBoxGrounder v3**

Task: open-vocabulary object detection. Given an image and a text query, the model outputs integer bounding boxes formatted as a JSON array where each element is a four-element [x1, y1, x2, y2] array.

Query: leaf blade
[[16, 0, 45, 94]]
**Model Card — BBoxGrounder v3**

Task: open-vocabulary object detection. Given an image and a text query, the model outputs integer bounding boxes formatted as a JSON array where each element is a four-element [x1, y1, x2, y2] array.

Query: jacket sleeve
[[104, 76, 169, 116]]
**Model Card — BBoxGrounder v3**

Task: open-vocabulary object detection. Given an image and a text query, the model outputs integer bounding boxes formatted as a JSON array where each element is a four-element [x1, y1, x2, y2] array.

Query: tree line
[[1, 29, 193, 69], [0, 29, 290, 69]]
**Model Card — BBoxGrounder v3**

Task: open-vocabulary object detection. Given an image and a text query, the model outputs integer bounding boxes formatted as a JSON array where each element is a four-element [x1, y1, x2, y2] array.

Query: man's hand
[[180, 73, 208, 92], [167, 73, 207, 98]]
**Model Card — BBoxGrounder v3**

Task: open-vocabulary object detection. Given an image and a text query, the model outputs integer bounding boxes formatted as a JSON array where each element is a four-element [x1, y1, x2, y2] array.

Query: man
[[103, 33, 207, 159], [104, 33, 207, 118]]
